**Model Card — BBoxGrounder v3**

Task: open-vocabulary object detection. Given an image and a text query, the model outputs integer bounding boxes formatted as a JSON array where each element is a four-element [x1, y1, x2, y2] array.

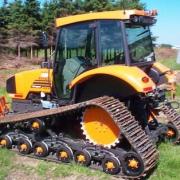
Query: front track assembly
[[0, 96, 158, 179]]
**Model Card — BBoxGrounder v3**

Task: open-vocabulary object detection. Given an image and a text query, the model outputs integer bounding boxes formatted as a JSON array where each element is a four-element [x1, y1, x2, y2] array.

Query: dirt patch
[[6, 154, 116, 180], [155, 47, 177, 60], [176, 71, 180, 83], [6, 170, 40, 180], [14, 154, 39, 168], [0, 54, 42, 70]]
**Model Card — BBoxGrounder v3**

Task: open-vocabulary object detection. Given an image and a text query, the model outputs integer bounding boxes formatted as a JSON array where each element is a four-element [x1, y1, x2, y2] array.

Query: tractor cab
[[54, 10, 157, 99]]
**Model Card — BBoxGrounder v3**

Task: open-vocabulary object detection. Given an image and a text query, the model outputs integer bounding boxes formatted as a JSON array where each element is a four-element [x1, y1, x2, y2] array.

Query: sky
[[0, 0, 180, 46], [142, 0, 180, 46]]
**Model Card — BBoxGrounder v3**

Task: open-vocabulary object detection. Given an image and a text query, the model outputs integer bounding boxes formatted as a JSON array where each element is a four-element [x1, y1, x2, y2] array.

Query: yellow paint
[[153, 62, 177, 99], [32, 122, 40, 129], [83, 106, 120, 146], [20, 144, 28, 151], [36, 147, 43, 154], [60, 151, 68, 158], [0, 139, 7, 146], [167, 129, 175, 137], [153, 62, 170, 73], [70, 65, 155, 93], [152, 62, 177, 82], [128, 159, 139, 169], [56, 9, 156, 27], [77, 155, 85, 162], [106, 162, 115, 170], [10, 68, 53, 100]]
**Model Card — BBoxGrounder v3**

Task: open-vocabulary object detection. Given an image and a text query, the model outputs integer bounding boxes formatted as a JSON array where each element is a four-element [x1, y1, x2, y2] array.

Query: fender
[[69, 65, 156, 93], [7, 69, 53, 100], [152, 62, 176, 83]]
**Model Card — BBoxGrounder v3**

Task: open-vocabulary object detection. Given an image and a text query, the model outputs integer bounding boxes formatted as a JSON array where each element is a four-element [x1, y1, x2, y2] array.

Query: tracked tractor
[[0, 10, 179, 178]]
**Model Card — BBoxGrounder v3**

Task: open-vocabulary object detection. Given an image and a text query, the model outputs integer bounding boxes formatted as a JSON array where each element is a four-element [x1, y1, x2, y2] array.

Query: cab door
[[54, 22, 97, 99]]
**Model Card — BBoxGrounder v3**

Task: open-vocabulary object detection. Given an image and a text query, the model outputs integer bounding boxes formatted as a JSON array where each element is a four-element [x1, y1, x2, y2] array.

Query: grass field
[[159, 58, 180, 70], [0, 143, 179, 180]]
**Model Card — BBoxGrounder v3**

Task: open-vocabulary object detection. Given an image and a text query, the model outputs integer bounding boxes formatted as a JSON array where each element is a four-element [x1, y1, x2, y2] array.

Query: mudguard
[[69, 65, 156, 93]]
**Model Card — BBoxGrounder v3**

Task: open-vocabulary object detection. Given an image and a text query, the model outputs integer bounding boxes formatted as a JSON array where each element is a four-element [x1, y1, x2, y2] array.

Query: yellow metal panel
[[69, 65, 156, 93], [56, 10, 153, 27], [152, 62, 176, 82], [153, 62, 170, 73], [14, 69, 53, 99]]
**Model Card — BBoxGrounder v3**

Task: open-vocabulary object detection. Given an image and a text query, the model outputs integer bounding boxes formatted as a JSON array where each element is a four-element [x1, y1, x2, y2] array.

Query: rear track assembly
[[161, 104, 180, 143], [0, 96, 158, 179]]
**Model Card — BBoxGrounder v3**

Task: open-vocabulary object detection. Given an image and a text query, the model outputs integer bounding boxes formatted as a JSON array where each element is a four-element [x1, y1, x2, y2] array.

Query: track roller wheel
[[165, 123, 179, 143], [102, 156, 121, 175], [31, 119, 45, 133], [56, 145, 73, 163], [74, 149, 91, 166], [122, 152, 144, 176], [33, 142, 49, 157], [17, 138, 32, 154], [0, 135, 12, 149]]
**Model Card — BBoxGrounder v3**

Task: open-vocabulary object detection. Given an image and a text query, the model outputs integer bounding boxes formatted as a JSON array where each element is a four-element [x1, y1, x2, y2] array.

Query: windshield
[[100, 20, 125, 65], [126, 24, 155, 64]]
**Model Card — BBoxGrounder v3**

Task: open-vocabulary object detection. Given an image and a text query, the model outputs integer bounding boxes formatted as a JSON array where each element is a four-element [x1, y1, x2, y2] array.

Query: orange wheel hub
[[36, 147, 43, 154], [105, 161, 115, 170], [82, 107, 120, 148], [20, 144, 28, 151], [77, 155, 85, 162], [0, 139, 7, 146], [32, 122, 40, 129], [167, 129, 175, 137], [59, 151, 68, 158], [128, 159, 139, 169]]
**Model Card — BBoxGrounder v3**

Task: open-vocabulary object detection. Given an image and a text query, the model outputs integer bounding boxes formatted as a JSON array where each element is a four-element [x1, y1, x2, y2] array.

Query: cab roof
[[56, 9, 157, 28]]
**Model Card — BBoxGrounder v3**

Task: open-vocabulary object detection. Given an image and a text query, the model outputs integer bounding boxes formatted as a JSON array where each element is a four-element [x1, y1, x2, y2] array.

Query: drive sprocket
[[81, 105, 120, 148]]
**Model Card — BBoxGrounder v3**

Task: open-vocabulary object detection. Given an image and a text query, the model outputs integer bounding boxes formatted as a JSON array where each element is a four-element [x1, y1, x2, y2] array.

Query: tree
[[22, 0, 42, 59], [115, 0, 145, 10], [0, 5, 9, 53], [0, 0, 146, 58], [73, 0, 85, 14], [23, 0, 41, 30], [7, 0, 28, 58], [83, 0, 113, 12]]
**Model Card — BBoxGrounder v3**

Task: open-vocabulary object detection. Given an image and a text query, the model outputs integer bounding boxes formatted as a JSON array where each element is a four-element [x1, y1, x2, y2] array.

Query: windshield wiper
[[137, 30, 149, 37]]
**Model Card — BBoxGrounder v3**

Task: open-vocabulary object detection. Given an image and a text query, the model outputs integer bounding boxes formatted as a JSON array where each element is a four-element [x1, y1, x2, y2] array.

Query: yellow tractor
[[0, 10, 179, 178]]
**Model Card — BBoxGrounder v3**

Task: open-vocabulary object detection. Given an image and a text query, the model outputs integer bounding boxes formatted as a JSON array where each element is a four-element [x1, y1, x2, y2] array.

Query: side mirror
[[0, 20, 5, 27], [39, 31, 48, 62], [41, 61, 53, 69], [39, 31, 48, 48]]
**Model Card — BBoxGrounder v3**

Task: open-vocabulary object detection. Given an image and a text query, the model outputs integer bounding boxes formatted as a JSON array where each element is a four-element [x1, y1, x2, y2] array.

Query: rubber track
[[161, 104, 180, 143], [0, 96, 158, 178]]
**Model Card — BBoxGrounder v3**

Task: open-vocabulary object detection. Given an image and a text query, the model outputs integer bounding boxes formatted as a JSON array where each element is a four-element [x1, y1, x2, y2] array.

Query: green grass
[[37, 161, 109, 179], [0, 87, 11, 102], [0, 143, 179, 180], [176, 84, 180, 97], [150, 143, 180, 180], [158, 58, 180, 70], [0, 149, 14, 180]]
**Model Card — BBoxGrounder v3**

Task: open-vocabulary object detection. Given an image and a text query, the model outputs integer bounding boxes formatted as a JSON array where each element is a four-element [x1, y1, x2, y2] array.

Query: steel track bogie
[[0, 96, 159, 178]]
